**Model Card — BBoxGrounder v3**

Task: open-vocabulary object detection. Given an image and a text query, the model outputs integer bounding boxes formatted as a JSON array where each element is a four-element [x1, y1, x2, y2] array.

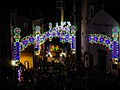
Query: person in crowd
[[1, 53, 120, 90]]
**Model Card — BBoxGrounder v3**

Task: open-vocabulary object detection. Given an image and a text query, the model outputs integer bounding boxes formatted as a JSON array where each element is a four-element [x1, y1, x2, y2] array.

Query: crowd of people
[[0, 54, 120, 90]]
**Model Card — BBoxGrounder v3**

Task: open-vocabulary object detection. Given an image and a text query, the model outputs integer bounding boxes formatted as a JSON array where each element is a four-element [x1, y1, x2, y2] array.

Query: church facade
[[80, 0, 120, 74], [88, 9, 120, 73]]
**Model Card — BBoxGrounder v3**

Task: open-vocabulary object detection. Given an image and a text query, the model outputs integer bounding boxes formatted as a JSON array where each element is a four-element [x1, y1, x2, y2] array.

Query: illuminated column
[[81, 0, 89, 66], [34, 26, 41, 55], [112, 27, 119, 64], [70, 25, 76, 54], [12, 27, 21, 66], [49, 22, 53, 41], [10, 10, 17, 62]]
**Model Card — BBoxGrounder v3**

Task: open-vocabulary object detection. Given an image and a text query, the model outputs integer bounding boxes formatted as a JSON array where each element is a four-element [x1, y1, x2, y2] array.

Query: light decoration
[[11, 60, 20, 66], [11, 60, 16, 66], [49, 45, 62, 57], [89, 27, 119, 64], [112, 27, 119, 64], [60, 51, 66, 57], [50, 45, 62, 52], [18, 67, 24, 82], [13, 27, 21, 64], [13, 22, 119, 65], [14, 27, 21, 42], [20, 34, 35, 51], [49, 22, 53, 41], [48, 21, 76, 54], [46, 51, 53, 57], [13, 22, 76, 83], [70, 26, 76, 53], [20, 21, 76, 54], [54, 59, 60, 63], [34, 26, 41, 55], [89, 34, 112, 50]]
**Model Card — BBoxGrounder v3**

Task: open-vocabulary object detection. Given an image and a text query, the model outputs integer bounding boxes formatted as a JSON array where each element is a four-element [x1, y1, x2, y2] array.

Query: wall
[[20, 45, 34, 68], [88, 10, 119, 73]]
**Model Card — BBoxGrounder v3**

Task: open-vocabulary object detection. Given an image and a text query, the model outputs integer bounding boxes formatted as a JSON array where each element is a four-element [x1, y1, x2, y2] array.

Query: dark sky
[[103, 0, 120, 22], [0, 0, 120, 20], [11, 0, 120, 21], [0, 0, 120, 29]]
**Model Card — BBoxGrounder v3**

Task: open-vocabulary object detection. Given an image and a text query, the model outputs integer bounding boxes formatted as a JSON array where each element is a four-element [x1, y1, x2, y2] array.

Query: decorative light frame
[[89, 27, 119, 64], [13, 21, 76, 62]]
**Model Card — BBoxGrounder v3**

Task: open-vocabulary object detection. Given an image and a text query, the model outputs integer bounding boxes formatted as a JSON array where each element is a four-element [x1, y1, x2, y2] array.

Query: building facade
[[88, 9, 120, 73]]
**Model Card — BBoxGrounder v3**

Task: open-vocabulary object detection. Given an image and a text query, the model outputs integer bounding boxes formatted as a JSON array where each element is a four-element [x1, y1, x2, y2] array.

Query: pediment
[[89, 9, 119, 26]]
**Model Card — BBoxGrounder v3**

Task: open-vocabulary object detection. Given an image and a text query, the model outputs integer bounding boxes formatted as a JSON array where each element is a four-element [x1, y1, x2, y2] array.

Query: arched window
[[24, 61, 29, 69]]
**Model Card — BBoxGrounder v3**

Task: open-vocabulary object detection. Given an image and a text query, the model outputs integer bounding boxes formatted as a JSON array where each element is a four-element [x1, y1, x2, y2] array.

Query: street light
[[11, 60, 20, 66]]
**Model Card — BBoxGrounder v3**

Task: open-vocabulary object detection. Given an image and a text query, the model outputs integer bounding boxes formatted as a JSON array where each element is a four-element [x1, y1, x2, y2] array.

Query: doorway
[[97, 49, 107, 71], [89, 53, 94, 67]]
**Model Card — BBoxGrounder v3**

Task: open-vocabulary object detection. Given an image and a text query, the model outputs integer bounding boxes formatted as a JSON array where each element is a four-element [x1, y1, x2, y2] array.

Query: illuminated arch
[[12, 25, 119, 65], [20, 34, 35, 51], [20, 31, 72, 51], [89, 34, 113, 50], [20, 22, 76, 53], [89, 27, 119, 64]]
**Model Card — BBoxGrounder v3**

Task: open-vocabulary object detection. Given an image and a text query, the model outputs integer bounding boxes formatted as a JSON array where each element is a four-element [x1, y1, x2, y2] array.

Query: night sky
[[103, 0, 120, 22], [0, 0, 120, 20]]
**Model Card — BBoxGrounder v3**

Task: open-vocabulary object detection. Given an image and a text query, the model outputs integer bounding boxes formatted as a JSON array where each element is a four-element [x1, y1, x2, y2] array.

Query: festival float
[[50, 45, 62, 58]]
